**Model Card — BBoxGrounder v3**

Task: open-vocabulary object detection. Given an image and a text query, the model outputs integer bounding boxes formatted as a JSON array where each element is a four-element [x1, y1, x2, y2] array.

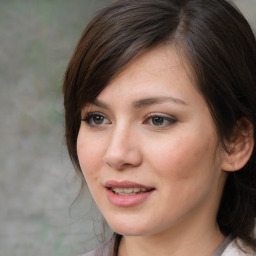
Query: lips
[[104, 180, 155, 207], [105, 180, 154, 194]]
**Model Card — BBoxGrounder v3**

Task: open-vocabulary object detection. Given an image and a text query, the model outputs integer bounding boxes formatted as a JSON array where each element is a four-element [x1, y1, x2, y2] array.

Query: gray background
[[1, 1, 255, 256]]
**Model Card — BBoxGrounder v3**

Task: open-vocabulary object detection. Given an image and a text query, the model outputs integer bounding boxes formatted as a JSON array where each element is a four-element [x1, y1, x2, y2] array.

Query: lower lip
[[106, 189, 154, 207]]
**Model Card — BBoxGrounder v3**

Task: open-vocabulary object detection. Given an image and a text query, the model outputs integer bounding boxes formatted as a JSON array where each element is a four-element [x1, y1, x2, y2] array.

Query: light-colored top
[[80, 235, 255, 256], [221, 238, 255, 256], [212, 235, 255, 256]]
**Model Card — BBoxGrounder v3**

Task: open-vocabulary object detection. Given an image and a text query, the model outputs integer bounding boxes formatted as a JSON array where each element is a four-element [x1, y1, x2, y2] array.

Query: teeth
[[133, 188, 140, 193], [124, 188, 133, 193], [113, 188, 124, 194], [111, 187, 149, 195]]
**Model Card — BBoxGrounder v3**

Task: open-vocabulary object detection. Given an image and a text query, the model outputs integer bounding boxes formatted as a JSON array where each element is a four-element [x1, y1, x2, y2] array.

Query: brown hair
[[63, 0, 256, 251]]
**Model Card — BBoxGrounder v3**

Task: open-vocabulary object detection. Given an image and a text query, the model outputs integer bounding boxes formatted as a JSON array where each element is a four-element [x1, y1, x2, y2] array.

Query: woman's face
[[77, 46, 228, 237]]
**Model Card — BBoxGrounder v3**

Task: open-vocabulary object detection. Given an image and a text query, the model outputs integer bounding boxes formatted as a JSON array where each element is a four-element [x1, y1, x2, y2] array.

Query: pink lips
[[105, 180, 155, 207]]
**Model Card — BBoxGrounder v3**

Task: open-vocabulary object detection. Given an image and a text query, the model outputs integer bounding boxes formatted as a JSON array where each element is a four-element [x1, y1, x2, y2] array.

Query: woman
[[63, 0, 256, 255]]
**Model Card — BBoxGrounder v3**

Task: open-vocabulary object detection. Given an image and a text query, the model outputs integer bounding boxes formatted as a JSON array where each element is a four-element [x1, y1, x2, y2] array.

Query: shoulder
[[79, 238, 115, 256], [222, 238, 255, 256]]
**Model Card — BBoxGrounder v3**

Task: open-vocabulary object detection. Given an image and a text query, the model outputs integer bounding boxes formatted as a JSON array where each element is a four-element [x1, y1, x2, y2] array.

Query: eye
[[81, 112, 111, 127], [144, 114, 177, 127]]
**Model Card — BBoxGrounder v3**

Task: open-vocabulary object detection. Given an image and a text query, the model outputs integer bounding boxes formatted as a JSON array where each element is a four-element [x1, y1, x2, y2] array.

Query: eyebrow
[[132, 96, 188, 108], [92, 99, 110, 109], [91, 96, 188, 109]]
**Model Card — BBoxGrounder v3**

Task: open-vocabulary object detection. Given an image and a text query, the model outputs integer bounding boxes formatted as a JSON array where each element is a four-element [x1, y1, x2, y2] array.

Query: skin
[[77, 45, 229, 256]]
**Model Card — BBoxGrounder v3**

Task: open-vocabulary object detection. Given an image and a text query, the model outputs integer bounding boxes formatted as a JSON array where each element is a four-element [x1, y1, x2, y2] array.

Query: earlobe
[[221, 118, 254, 172]]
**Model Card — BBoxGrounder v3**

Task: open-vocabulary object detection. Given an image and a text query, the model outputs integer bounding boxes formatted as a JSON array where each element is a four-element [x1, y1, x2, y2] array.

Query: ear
[[221, 118, 254, 172]]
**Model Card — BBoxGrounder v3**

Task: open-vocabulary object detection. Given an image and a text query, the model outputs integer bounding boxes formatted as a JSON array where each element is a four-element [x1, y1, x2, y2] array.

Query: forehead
[[96, 45, 200, 106], [113, 45, 189, 82]]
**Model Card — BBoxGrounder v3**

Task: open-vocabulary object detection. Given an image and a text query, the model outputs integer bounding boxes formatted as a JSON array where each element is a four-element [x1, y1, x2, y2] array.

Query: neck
[[118, 222, 224, 256]]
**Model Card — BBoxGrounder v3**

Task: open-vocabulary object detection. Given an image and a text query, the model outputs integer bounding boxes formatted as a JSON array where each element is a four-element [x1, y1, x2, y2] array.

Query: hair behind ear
[[222, 118, 254, 172], [217, 118, 256, 249]]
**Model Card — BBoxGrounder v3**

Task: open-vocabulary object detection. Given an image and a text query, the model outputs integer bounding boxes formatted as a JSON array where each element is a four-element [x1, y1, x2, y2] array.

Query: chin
[[113, 227, 149, 237], [106, 217, 157, 237]]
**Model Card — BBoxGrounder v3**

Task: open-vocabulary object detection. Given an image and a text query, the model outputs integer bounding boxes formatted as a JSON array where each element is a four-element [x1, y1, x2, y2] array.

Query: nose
[[103, 125, 142, 170]]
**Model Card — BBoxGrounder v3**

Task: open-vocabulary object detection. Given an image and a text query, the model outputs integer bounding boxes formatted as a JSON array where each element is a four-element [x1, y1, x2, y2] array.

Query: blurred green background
[[0, 1, 255, 256]]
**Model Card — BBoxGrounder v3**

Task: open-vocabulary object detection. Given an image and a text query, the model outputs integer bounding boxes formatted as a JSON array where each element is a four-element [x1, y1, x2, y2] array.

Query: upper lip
[[105, 180, 154, 190]]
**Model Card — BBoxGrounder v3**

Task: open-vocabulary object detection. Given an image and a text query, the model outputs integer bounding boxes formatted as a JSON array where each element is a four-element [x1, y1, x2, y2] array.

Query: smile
[[110, 187, 150, 195], [105, 180, 155, 207]]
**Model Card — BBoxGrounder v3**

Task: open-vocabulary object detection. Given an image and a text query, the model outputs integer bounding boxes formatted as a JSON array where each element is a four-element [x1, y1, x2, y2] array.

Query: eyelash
[[144, 113, 177, 127], [81, 112, 177, 128], [81, 112, 110, 127]]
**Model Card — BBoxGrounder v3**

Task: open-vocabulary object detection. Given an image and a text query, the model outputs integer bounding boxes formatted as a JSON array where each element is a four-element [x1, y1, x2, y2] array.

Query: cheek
[[146, 130, 219, 181], [145, 131, 222, 219], [76, 130, 104, 181]]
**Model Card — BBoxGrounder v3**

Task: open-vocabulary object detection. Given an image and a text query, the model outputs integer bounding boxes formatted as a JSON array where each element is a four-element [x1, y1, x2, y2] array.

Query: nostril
[[103, 140, 142, 169]]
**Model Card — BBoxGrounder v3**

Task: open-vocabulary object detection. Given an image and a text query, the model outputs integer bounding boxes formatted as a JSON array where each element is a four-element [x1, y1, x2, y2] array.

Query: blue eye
[[146, 114, 177, 127], [81, 112, 110, 127]]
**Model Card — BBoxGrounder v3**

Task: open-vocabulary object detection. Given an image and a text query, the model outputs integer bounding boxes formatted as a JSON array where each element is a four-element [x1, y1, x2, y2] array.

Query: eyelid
[[81, 111, 111, 127], [81, 111, 104, 120], [144, 113, 177, 127]]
